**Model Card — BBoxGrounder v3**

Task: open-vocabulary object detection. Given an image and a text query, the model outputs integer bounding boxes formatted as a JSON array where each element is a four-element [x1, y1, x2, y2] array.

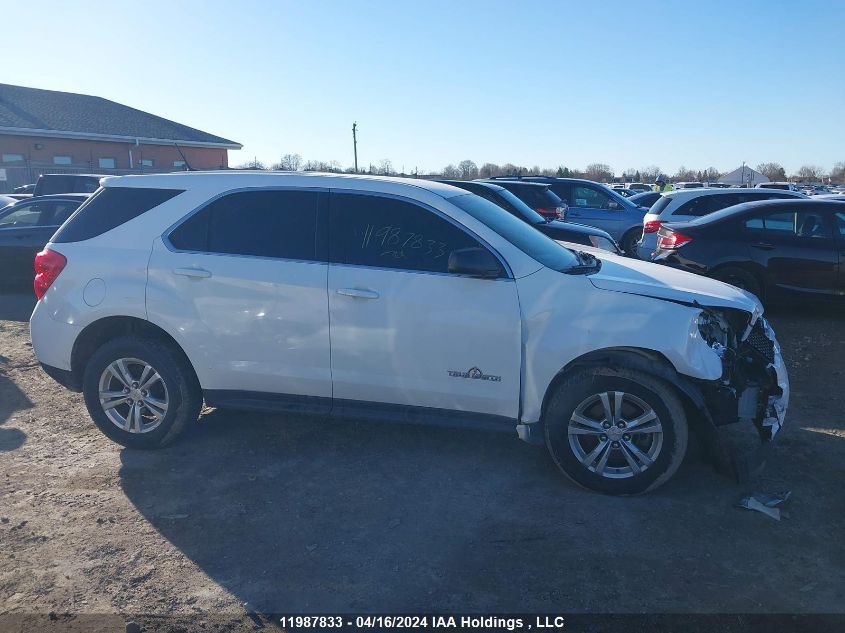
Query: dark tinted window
[[546, 183, 572, 202], [649, 195, 673, 216], [36, 175, 74, 195], [52, 187, 183, 243], [498, 183, 562, 209], [744, 210, 832, 238], [450, 193, 580, 272], [41, 200, 82, 225], [331, 193, 481, 273], [169, 190, 320, 260], [75, 178, 101, 193]]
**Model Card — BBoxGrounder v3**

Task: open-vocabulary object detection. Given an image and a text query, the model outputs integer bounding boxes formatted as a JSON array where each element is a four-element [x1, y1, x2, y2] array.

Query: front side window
[[0, 203, 42, 228], [330, 193, 482, 274], [168, 190, 320, 261], [571, 185, 612, 209], [53, 155, 72, 165], [449, 193, 580, 272]]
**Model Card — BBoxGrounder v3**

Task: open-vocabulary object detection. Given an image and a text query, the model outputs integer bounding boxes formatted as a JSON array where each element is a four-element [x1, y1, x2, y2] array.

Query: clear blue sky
[[4, 0, 843, 175]]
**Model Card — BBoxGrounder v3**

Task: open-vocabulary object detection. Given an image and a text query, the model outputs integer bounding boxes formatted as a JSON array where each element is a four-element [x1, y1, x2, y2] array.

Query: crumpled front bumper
[[760, 318, 789, 439]]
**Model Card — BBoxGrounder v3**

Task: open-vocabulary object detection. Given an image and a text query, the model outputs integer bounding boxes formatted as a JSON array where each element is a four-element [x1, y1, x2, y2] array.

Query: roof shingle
[[0, 83, 240, 148]]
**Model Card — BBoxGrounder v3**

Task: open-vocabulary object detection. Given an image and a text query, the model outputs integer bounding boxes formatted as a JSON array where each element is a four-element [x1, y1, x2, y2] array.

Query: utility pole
[[352, 122, 358, 173]]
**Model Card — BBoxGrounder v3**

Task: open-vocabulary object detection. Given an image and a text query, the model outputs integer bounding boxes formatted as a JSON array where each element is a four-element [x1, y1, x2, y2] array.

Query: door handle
[[751, 243, 774, 250], [173, 267, 212, 279], [336, 288, 379, 299]]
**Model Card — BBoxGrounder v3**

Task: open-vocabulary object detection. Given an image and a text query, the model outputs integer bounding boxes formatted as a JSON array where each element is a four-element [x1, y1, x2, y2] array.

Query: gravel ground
[[1, 291, 843, 630]]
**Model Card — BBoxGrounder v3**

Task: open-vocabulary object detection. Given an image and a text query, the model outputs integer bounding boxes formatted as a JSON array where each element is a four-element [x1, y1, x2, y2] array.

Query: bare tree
[[622, 168, 638, 181], [457, 160, 479, 180], [479, 163, 501, 178], [702, 167, 720, 182], [640, 165, 661, 182], [377, 159, 394, 176], [585, 163, 614, 182], [441, 164, 460, 179], [236, 158, 267, 170], [756, 162, 786, 182], [272, 153, 302, 171], [830, 161, 845, 182], [794, 165, 826, 182], [673, 166, 697, 182]]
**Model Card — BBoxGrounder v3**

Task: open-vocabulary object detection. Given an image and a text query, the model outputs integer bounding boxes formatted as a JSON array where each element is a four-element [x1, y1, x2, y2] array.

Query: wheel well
[[71, 317, 198, 386], [620, 227, 640, 251], [709, 263, 765, 296]]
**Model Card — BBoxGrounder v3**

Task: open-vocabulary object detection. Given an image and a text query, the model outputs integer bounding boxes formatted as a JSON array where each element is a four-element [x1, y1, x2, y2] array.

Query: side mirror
[[448, 247, 505, 279]]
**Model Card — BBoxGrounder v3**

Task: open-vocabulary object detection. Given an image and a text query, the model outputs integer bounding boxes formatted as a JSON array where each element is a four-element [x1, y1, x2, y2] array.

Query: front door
[[327, 191, 522, 419], [564, 183, 625, 236], [146, 189, 332, 401]]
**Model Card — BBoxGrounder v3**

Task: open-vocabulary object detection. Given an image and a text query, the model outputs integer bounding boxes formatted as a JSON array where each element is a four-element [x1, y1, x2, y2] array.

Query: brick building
[[0, 83, 241, 192]]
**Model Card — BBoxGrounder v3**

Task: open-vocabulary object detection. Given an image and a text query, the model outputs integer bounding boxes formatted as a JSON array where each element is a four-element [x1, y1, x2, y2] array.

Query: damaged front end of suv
[[693, 306, 789, 479]]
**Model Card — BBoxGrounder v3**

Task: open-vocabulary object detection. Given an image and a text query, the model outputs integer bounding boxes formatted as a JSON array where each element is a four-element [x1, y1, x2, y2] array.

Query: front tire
[[82, 336, 202, 449], [620, 229, 641, 258], [544, 367, 688, 495]]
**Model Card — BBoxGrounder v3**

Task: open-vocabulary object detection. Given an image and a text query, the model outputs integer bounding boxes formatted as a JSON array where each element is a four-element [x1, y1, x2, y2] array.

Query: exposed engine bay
[[695, 306, 789, 442]]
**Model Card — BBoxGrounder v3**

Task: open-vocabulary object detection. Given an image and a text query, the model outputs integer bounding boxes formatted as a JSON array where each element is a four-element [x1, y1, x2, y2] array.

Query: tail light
[[34, 248, 67, 299], [643, 219, 662, 233], [656, 230, 693, 250], [536, 207, 564, 219]]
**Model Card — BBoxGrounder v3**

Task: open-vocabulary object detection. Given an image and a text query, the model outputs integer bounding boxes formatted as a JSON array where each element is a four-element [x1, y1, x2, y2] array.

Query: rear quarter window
[[51, 187, 183, 243]]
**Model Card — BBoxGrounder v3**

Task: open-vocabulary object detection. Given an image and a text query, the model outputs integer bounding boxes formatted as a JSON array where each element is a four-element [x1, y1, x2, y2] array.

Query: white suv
[[30, 172, 789, 495], [637, 187, 807, 259]]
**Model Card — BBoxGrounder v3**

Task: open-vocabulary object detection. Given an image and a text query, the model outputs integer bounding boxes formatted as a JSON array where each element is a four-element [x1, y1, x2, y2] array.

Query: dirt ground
[[1, 291, 844, 630]]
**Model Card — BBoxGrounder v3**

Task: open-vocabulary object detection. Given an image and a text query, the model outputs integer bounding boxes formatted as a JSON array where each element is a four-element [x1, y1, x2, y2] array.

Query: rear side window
[[168, 190, 321, 261], [52, 187, 183, 243], [745, 210, 832, 238], [649, 195, 673, 216]]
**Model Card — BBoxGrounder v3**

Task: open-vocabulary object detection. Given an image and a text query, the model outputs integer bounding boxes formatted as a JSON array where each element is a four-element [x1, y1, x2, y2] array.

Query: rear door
[[147, 189, 332, 402], [327, 191, 522, 419], [743, 205, 838, 297]]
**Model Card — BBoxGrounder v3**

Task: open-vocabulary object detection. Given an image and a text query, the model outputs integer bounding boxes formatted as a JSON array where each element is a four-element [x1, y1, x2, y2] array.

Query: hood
[[587, 253, 763, 315]]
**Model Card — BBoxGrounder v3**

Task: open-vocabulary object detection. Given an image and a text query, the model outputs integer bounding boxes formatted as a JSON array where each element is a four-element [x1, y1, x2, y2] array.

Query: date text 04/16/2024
[[276, 615, 567, 630]]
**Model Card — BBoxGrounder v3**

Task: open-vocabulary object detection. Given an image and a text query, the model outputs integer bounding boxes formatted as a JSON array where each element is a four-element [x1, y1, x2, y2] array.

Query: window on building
[[173, 160, 186, 168], [2, 154, 24, 163], [98, 158, 116, 169], [53, 156, 72, 165], [138, 159, 154, 167]]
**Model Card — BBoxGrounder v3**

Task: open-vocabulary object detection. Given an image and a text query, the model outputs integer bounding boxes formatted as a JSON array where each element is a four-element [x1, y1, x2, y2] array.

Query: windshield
[[448, 193, 581, 272]]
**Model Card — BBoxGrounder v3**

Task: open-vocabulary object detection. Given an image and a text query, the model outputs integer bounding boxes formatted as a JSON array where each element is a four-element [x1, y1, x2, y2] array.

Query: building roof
[[0, 83, 241, 149], [718, 165, 769, 185]]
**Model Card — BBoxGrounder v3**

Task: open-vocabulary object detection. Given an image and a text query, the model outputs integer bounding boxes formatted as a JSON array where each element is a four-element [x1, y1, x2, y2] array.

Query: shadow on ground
[[0, 367, 31, 451], [118, 404, 844, 614], [0, 291, 36, 323]]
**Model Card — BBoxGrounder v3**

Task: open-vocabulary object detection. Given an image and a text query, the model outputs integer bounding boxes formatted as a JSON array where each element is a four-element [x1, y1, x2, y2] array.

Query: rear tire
[[82, 336, 202, 449], [713, 266, 762, 300], [544, 367, 688, 495]]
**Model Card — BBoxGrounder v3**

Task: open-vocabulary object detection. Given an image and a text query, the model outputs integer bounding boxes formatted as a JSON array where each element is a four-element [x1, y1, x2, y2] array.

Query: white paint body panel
[[146, 239, 331, 396], [328, 265, 521, 417]]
